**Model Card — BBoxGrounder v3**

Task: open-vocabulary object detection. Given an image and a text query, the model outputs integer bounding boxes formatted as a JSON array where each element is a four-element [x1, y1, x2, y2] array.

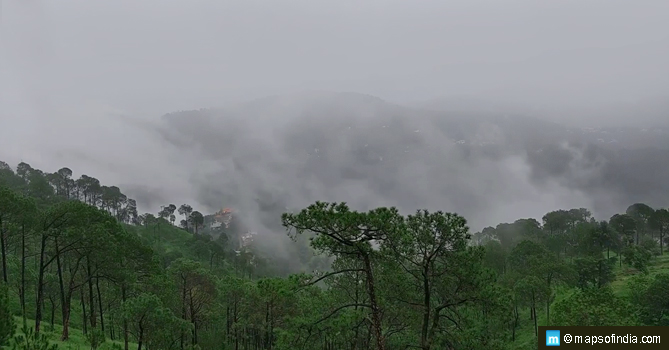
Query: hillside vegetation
[[1, 159, 668, 350]]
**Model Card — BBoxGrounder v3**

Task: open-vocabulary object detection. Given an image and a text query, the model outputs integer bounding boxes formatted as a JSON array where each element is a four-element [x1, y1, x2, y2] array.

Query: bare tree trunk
[[0, 217, 7, 283], [97, 279, 105, 332], [87, 258, 97, 328], [35, 235, 48, 334], [81, 289, 88, 335], [362, 254, 385, 350], [122, 284, 129, 350], [20, 223, 27, 322]]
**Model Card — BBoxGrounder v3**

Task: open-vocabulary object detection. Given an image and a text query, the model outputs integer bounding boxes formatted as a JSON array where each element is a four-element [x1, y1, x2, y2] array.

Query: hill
[[1, 158, 668, 350], [154, 92, 669, 231]]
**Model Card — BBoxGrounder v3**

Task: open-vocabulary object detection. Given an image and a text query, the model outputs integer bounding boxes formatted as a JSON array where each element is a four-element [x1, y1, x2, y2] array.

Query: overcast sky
[[1, 0, 668, 230], [2, 0, 668, 116]]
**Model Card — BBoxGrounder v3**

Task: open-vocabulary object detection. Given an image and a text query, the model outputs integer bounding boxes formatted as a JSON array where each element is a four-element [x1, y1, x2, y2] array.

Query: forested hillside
[[1, 159, 668, 350]]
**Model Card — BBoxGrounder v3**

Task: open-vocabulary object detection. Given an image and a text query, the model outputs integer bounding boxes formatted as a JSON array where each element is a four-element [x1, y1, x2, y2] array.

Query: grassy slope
[[510, 253, 669, 350], [9, 317, 133, 350], [3, 223, 195, 350], [9, 220, 668, 349]]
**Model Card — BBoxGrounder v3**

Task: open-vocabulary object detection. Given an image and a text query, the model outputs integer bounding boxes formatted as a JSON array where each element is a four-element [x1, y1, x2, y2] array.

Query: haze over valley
[[1, 1, 669, 349]]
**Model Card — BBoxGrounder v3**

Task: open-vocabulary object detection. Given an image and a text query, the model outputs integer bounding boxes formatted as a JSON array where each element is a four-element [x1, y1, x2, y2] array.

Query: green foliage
[[628, 273, 669, 326], [96, 343, 122, 350], [121, 292, 190, 349], [1, 159, 668, 350], [85, 328, 105, 349], [640, 236, 660, 256], [0, 285, 15, 346], [482, 240, 506, 275], [622, 245, 653, 273], [573, 256, 616, 289], [9, 324, 59, 350], [552, 287, 637, 326]]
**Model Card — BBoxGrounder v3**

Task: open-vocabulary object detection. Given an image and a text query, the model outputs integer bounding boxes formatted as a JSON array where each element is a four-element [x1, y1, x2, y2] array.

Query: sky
[[1, 0, 668, 234], [2, 0, 668, 114]]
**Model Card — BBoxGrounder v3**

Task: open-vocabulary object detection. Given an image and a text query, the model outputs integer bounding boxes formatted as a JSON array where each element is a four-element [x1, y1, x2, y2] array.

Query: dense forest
[[0, 159, 668, 350]]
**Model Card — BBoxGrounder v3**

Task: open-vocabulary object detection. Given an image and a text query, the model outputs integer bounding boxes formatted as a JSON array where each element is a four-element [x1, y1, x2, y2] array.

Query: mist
[[2, 0, 669, 242]]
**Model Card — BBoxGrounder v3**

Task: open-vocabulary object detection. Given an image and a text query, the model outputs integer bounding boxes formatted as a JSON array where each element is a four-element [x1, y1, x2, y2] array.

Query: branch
[[300, 269, 365, 289], [313, 303, 372, 325], [390, 296, 423, 308]]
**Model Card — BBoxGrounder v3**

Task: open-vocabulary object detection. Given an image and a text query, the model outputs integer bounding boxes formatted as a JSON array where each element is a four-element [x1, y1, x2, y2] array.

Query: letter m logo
[[546, 330, 560, 346]]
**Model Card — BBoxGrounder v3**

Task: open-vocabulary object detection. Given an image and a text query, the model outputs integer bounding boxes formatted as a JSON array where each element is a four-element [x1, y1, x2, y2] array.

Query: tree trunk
[[420, 266, 431, 350], [56, 240, 70, 340], [49, 295, 56, 331], [35, 235, 48, 334], [20, 223, 27, 322], [137, 325, 144, 350], [512, 304, 519, 341], [181, 278, 187, 350], [660, 229, 664, 255], [362, 254, 384, 350], [189, 288, 198, 345], [122, 284, 129, 350], [546, 298, 550, 325], [87, 258, 97, 328], [532, 302, 538, 337], [81, 289, 88, 335], [60, 291, 73, 340], [0, 217, 7, 283], [97, 279, 105, 332], [109, 302, 115, 341]]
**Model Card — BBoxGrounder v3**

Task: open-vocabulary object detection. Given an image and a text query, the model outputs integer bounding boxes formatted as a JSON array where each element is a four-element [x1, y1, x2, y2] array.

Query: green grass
[[509, 252, 669, 350], [9, 316, 135, 350], [127, 221, 202, 258], [611, 253, 669, 297]]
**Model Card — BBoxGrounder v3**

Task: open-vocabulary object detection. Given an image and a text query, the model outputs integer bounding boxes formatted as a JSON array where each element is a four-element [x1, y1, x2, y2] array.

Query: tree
[[573, 222, 617, 289], [629, 273, 669, 326], [609, 213, 636, 266], [122, 293, 188, 350], [649, 209, 669, 255], [621, 245, 653, 273], [282, 202, 403, 350], [514, 276, 549, 336], [471, 226, 495, 245], [168, 259, 217, 347], [0, 162, 25, 190], [552, 287, 637, 326], [15, 162, 33, 180], [383, 209, 483, 350], [482, 240, 506, 275], [508, 240, 571, 328], [542, 210, 570, 257], [189, 211, 204, 235], [27, 170, 54, 203], [178, 205, 193, 232], [159, 204, 177, 222], [0, 186, 20, 283], [626, 203, 655, 245], [56, 167, 74, 198], [573, 256, 616, 289], [166, 204, 176, 216]]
